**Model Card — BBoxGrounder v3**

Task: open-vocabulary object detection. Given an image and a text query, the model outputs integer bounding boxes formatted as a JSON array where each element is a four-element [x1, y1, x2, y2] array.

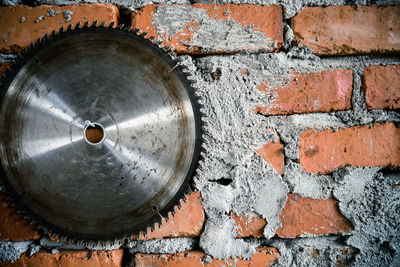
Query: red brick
[[300, 122, 400, 174], [363, 65, 400, 110], [0, 4, 120, 54], [254, 69, 353, 115], [275, 193, 352, 238], [1, 250, 123, 267], [0, 62, 13, 85], [134, 247, 280, 267], [0, 62, 12, 76], [232, 213, 266, 238], [133, 191, 204, 240], [255, 140, 285, 175], [292, 6, 400, 55], [131, 4, 283, 54], [0, 192, 40, 241], [233, 194, 352, 238]]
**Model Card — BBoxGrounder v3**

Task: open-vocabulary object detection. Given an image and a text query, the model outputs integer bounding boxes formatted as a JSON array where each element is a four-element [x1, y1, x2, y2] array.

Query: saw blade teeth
[[187, 76, 197, 82], [108, 21, 115, 28], [181, 68, 191, 74], [182, 193, 189, 202], [100, 21, 107, 27], [138, 32, 147, 38], [60, 26, 65, 33], [51, 30, 57, 38], [43, 33, 49, 40], [168, 51, 177, 59], [117, 24, 124, 30], [170, 209, 176, 218], [52, 233, 60, 239], [132, 29, 140, 35], [1, 71, 9, 81], [75, 22, 81, 29], [152, 38, 162, 45], [124, 26, 133, 32], [67, 24, 73, 31]]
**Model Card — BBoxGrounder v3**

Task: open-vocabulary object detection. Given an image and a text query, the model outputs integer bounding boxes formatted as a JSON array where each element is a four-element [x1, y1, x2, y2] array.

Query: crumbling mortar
[[185, 52, 400, 263]]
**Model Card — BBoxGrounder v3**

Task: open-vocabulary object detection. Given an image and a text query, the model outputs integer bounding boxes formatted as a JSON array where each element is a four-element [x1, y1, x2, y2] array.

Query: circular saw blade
[[0, 24, 202, 241]]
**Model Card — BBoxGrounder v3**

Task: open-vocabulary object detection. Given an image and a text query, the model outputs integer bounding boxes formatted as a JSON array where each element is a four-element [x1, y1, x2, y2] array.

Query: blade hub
[[84, 121, 106, 145]]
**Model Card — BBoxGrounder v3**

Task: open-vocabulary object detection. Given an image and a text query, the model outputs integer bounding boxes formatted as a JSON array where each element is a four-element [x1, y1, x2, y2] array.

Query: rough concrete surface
[[127, 237, 197, 254], [189, 52, 400, 263], [283, 161, 333, 199], [0, 241, 32, 262], [333, 168, 400, 266], [266, 236, 358, 266], [152, 5, 278, 53]]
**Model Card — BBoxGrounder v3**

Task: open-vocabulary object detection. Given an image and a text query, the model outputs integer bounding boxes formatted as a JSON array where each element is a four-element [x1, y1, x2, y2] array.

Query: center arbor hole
[[85, 124, 104, 144]]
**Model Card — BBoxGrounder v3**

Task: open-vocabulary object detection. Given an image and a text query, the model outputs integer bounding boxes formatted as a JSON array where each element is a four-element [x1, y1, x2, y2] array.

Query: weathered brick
[[0, 4, 120, 54], [0, 62, 13, 85], [131, 4, 283, 54], [133, 191, 204, 240], [1, 250, 123, 267], [0, 192, 40, 241], [254, 140, 285, 175], [233, 194, 352, 238], [0, 62, 12, 76], [232, 213, 266, 238], [363, 65, 400, 110], [300, 122, 400, 174], [254, 69, 353, 115], [275, 194, 352, 238], [292, 6, 400, 55], [134, 247, 280, 267]]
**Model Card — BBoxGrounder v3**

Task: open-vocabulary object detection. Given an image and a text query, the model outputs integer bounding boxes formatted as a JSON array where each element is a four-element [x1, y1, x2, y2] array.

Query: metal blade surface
[[0, 28, 200, 240]]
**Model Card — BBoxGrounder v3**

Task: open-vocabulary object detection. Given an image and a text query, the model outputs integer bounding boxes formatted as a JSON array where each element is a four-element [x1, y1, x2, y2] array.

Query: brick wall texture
[[0, 2, 399, 267]]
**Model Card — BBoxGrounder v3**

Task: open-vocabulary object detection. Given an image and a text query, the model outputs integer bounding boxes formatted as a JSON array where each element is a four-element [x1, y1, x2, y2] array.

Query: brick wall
[[0, 2, 399, 266]]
